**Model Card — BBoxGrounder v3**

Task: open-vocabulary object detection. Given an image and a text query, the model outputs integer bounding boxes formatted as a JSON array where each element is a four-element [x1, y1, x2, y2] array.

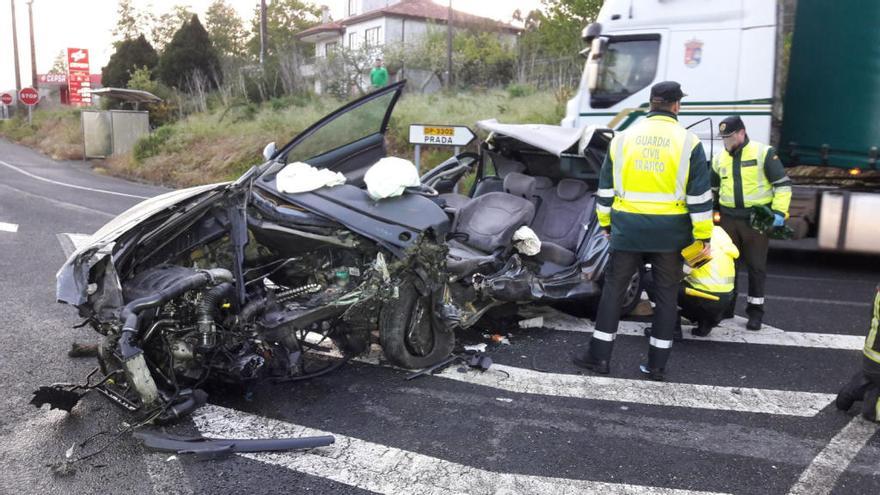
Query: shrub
[[133, 125, 175, 163]]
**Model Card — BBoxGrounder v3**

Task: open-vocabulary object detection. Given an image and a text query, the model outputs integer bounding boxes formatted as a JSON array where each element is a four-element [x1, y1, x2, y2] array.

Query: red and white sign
[[66, 47, 92, 106], [18, 87, 39, 106], [39, 73, 68, 84], [0, 93, 12, 105]]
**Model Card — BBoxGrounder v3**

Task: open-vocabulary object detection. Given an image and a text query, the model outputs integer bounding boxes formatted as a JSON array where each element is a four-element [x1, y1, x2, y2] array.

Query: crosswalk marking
[[788, 416, 880, 494], [0, 222, 18, 233], [523, 307, 864, 351], [194, 405, 731, 495]]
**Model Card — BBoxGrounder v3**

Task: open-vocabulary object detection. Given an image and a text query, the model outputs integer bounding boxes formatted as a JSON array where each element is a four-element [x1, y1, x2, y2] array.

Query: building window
[[348, 0, 356, 17], [325, 42, 338, 56], [365, 27, 381, 47], [349, 32, 358, 48]]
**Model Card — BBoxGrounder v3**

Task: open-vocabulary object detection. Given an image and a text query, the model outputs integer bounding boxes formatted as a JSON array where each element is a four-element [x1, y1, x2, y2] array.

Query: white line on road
[[526, 308, 864, 351], [317, 345, 835, 417], [435, 363, 834, 417], [194, 404, 730, 495], [0, 159, 150, 199], [0, 183, 115, 218], [737, 294, 871, 308], [787, 416, 880, 495], [0, 222, 18, 232]]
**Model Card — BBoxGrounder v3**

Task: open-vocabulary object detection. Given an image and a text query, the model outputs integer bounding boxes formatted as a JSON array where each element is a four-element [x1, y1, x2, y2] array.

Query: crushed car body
[[47, 81, 640, 422]]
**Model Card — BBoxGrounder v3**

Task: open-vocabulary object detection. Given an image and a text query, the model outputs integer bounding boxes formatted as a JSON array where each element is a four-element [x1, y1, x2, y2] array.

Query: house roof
[[296, 0, 521, 40]]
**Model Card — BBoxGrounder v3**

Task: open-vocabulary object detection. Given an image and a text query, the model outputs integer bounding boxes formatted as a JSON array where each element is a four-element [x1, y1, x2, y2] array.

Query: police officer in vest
[[712, 116, 792, 330], [572, 81, 713, 381], [835, 285, 880, 422]]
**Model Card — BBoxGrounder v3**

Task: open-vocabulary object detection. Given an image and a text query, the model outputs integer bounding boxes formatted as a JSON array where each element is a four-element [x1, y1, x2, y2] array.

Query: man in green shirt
[[370, 58, 388, 89]]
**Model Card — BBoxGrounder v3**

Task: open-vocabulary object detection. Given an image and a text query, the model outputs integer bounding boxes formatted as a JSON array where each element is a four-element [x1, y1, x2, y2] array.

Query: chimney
[[320, 5, 331, 23]]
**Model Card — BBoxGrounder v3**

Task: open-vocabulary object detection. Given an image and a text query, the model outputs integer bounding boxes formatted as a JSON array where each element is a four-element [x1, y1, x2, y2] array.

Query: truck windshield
[[591, 37, 660, 109]]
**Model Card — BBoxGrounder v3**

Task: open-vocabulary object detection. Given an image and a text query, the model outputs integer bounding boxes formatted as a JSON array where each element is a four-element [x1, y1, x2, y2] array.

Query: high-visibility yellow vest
[[864, 286, 880, 365], [686, 226, 739, 293], [712, 141, 775, 208], [608, 115, 699, 217]]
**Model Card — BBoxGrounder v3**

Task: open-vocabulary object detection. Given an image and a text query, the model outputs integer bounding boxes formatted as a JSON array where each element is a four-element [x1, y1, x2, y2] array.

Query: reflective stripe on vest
[[714, 141, 774, 208], [609, 117, 696, 213], [863, 287, 880, 365]]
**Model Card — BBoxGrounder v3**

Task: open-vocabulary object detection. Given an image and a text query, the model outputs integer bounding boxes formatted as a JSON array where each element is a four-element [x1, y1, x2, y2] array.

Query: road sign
[[67, 47, 92, 106], [0, 93, 12, 105], [18, 87, 39, 106], [408, 125, 476, 147]]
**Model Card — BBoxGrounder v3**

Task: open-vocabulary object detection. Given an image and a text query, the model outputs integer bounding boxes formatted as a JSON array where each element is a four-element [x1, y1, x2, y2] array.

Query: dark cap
[[650, 81, 687, 103], [718, 116, 745, 137]]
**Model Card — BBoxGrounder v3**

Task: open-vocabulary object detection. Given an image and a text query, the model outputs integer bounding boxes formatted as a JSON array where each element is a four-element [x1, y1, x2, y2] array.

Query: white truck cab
[[563, 0, 777, 156]]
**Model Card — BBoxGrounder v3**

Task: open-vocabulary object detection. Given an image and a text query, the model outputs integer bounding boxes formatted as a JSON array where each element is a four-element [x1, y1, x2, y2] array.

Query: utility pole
[[446, 0, 452, 89], [259, 0, 268, 68], [10, 0, 22, 93], [26, 0, 37, 89]]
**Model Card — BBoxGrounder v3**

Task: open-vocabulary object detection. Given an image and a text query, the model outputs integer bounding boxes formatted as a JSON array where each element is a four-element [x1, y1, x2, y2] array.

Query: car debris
[[133, 430, 335, 460]]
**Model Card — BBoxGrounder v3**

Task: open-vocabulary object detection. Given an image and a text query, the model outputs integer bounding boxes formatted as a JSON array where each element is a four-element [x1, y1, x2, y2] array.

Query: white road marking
[[737, 293, 871, 308], [753, 272, 876, 285], [57, 233, 94, 259], [0, 221, 18, 232], [788, 416, 880, 495], [143, 452, 194, 495], [525, 307, 864, 351], [435, 363, 834, 417], [317, 345, 834, 417], [0, 159, 150, 199], [0, 183, 116, 218], [194, 404, 730, 495]]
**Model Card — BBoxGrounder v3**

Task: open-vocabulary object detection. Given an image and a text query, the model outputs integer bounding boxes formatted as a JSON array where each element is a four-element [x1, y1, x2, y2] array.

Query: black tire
[[380, 280, 454, 369], [619, 269, 643, 317]]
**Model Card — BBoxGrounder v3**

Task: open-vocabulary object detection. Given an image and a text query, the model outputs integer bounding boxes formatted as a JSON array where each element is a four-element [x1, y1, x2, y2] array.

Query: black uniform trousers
[[678, 285, 733, 329], [590, 250, 681, 370], [837, 359, 880, 422], [719, 215, 768, 318]]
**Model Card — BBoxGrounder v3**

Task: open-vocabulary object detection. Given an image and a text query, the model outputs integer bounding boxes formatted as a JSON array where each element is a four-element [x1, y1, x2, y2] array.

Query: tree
[[206, 0, 247, 58], [48, 50, 67, 75], [112, 0, 150, 44], [150, 5, 195, 51], [247, 0, 320, 58], [526, 0, 602, 58], [157, 15, 222, 89], [102, 35, 159, 88]]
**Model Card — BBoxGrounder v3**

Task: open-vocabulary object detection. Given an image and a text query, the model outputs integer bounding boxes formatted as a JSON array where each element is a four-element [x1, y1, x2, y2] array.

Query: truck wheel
[[380, 280, 454, 369]]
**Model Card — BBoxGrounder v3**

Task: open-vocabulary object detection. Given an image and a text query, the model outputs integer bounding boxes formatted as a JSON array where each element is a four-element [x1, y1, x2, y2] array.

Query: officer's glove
[[772, 213, 785, 227]]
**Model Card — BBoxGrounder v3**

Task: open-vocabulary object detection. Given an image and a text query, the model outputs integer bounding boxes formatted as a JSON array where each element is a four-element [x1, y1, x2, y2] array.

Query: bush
[[506, 83, 535, 98], [133, 125, 175, 162]]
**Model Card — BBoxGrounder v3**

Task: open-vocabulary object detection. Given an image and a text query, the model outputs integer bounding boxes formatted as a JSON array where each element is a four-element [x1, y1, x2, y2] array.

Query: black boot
[[837, 372, 872, 411], [639, 363, 665, 381], [572, 349, 610, 374], [692, 320, 714, 337], [746, 303, 764, 330], [861, 386, 880, 422]]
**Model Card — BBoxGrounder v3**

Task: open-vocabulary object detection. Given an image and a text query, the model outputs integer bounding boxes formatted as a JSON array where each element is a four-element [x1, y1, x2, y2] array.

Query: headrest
[[533, 176, 553, 191], [557, 179, 588, 201], [503, 172, 537, 199], [489, 151, 527, 177]]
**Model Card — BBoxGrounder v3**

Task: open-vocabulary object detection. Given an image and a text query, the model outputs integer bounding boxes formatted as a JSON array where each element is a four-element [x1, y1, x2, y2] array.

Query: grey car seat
[[529, 178, 594, 268], [438, 150, 528, 212], [446, 173, 537, 275]]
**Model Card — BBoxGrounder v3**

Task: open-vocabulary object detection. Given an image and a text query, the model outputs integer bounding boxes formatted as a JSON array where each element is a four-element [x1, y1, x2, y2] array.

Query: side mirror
[[262, 142, 277, 161], [586, 37, 607, 92], [581, 22, 603, 43]]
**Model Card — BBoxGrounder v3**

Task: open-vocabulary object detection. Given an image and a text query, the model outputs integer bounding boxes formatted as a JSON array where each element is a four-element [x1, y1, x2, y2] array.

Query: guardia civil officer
[[712, 116, 792, 330], [835, 285, 880, 422], [572, 81, 713, 381]]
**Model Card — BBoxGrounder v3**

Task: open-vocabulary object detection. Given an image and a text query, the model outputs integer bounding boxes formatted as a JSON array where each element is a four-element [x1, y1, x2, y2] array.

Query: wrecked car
[[48, 81, 640, 422]]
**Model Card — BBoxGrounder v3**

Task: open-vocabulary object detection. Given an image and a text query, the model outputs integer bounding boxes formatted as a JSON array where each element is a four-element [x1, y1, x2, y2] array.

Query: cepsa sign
[[408, 125, 476, 147], [66, 47, 92, 106]]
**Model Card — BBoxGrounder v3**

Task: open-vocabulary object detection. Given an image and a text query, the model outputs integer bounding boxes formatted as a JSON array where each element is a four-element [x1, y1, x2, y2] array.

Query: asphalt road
[[0, 137, 878, 494]]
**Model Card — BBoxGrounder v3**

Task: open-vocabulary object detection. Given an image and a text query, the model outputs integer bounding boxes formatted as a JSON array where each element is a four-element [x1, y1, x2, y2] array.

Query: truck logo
[[685, 40, 703, 68]]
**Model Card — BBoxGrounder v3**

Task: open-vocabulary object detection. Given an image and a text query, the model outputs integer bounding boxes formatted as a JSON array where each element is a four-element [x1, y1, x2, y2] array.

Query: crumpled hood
[[56, 182, 229, 306]]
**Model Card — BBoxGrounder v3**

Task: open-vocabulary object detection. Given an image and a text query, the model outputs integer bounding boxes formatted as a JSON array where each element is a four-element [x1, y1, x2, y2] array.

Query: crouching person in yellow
[[836, 286, 880, 422], [678, 226, 739, 337]]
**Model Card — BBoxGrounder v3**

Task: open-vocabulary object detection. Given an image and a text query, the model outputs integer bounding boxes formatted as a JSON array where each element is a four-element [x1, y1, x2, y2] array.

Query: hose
[[197, 282, 234, 348]]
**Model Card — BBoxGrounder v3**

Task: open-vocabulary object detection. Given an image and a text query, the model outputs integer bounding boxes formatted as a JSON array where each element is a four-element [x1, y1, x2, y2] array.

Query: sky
[[0, 0, 543, 93]]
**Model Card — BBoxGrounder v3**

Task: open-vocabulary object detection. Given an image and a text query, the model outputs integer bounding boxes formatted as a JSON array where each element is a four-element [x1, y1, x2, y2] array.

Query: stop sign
[[0, 93, 12, 105], [18, 87, 39, 106]]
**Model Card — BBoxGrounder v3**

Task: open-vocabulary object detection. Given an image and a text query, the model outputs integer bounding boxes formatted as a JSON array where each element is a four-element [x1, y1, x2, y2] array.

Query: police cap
[[649, 81, 687, 103], [718, 116, 745, 137]]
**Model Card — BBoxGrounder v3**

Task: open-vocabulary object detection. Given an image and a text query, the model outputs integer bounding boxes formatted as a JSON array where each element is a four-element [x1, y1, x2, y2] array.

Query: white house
[[297, 0, 520, 93]]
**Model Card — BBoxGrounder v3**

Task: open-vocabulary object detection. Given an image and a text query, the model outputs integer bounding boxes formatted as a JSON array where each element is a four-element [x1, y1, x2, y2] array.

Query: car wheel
[[380, 280, 454, 369], [619, 270, 643, 317]]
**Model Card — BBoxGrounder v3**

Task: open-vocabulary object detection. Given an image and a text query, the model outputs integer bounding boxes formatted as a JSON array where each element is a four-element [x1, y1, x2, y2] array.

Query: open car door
[[269, 81, 405, 187]]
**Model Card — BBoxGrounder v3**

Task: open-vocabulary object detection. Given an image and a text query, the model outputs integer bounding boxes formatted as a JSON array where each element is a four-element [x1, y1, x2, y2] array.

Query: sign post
[[66, 48, 92, 106], [18, 87, 39, 124], [408, 124, 476, 172]]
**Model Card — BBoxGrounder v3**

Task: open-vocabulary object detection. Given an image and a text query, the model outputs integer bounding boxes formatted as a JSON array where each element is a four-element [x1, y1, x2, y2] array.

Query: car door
[[271, 81, 405, 187]]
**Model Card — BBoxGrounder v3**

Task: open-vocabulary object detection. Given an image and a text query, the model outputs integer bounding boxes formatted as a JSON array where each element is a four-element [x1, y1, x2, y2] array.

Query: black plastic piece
[[133, 430, 335, 460]]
